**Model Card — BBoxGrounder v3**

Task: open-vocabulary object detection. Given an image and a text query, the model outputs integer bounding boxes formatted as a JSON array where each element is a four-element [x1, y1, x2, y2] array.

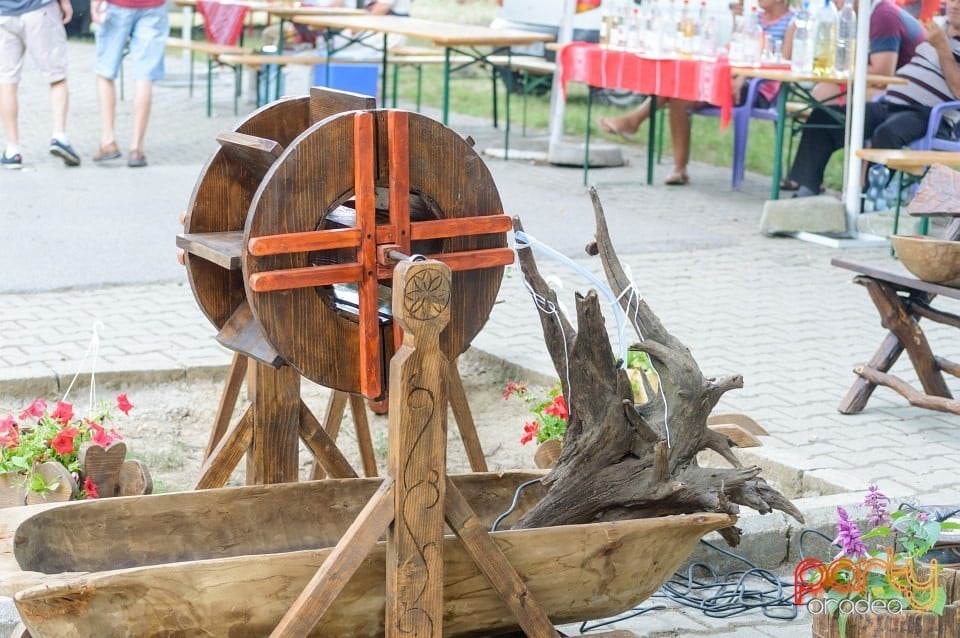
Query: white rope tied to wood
[[513, 230, 672, 447], [61, 321, 104, 417]]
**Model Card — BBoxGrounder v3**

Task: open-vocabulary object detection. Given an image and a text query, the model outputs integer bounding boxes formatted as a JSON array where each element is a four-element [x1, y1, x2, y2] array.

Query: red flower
[[502, 381, 527, 400], [544, 395, 568, 420], [520, 421, 539, 445], [0, 416, 18, 449], [116, 394, 134, 415], [19, 398, 46, 420], [85, 419, 120, 446], [83, 477, 99, 499], [50, 401, 74, 425], [50, 426, 79, 455]]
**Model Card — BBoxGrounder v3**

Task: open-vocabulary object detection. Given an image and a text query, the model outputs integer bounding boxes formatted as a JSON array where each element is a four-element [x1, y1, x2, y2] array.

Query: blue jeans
[[95, 4, 168, 81]]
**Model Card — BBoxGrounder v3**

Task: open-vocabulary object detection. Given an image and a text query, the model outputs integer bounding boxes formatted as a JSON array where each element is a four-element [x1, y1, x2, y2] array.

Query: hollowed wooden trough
[[0, 472, 732, 637]]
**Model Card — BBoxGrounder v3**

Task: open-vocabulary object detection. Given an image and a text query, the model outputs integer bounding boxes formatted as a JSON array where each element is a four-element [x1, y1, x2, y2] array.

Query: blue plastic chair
[[691, 77, 779, 190], [908, 100, 960, 152]]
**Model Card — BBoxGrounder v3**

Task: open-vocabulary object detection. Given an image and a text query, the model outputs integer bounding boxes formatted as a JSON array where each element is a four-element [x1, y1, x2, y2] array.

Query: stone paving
[[1, 39, 959, 637]]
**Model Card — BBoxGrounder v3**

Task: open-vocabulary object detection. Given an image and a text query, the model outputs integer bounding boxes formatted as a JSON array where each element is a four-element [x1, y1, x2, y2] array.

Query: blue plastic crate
[[312, 63, 379, 100]]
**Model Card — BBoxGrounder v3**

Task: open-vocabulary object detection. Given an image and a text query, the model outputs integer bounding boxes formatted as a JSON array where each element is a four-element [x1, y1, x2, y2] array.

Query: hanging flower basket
[[0, 396, 151, 507], [533, 438, 562, 469]]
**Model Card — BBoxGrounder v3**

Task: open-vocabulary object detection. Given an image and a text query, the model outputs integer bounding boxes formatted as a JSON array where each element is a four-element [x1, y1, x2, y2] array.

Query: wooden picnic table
[[735, 67, 907, 200], [292, 14, 553, 126]]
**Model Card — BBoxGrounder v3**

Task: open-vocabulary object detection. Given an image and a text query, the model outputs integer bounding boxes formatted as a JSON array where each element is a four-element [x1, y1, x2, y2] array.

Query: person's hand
[[90, 0, 107, 24], [59, 0, 73, 24], [924, 18, 949, 52]]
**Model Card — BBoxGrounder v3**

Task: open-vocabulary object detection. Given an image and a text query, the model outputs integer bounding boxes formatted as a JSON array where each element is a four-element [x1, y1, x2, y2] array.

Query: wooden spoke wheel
[[182, 95, 315, 331], [244, 108, 508, 397]]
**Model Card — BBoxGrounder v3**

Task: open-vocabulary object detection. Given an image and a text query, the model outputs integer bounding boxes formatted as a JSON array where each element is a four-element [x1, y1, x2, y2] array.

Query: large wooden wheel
[[243, 108, 508, 397]]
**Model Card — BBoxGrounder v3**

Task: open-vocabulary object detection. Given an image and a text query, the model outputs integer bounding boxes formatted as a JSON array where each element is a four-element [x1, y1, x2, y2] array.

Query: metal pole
[[547, 0, 577, 152], [842, 0, 873, 233]]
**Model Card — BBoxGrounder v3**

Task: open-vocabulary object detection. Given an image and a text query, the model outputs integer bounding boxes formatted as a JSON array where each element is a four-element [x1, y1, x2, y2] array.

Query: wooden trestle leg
[[272, 259, 559, 638]]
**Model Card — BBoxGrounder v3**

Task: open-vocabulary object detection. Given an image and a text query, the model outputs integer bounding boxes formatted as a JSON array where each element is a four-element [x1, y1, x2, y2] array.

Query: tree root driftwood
[[511, 188, 803, 545]]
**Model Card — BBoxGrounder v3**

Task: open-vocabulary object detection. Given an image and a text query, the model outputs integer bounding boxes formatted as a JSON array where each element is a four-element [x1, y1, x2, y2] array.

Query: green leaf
[[837, 611, 848, 638], [862, 526, 890, 539], [941, 521, 960, 531]]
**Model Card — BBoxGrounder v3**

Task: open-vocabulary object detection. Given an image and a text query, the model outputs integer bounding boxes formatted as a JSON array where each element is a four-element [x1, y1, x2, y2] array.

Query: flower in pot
[[799, 485, 960, 638], [503, 381, 567, 468], [0, 394, 137, 505]]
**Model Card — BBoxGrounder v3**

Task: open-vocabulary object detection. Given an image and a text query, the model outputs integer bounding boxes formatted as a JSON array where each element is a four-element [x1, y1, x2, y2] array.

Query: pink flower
[[863, 484, 890, 528], [83, 477, 99, 499], [50, 426, 79, 455], [834, 506, 868, 558], [116, 394, 134, 415], [0, 416, 18, 449], [19, 398, 46, 420], [544, 395, 568, 420], [85, 419, 121, 446], [520, 421, 539, 445], [50, 401, 74, 425]]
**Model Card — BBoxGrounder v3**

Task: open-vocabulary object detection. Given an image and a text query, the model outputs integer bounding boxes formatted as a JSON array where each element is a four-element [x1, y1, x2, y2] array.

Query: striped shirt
[[886, 36, 960, 120]]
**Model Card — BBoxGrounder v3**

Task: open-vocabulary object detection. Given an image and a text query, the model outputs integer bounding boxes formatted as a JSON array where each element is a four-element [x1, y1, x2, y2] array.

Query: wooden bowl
[[891, 234, 960, 286]]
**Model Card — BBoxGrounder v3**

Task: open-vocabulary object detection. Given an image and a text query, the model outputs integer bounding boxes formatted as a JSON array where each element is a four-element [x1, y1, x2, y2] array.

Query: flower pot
[[0, 462, 77, 508], [811, 566, 960, 638], [534, 439, 562, 469]]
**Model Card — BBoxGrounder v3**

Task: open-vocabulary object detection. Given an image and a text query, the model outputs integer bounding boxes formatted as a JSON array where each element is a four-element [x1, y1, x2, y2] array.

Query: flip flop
[[779, 178, 800, 191], [664, 171, 689, 186], [598, 117, 636, 142]]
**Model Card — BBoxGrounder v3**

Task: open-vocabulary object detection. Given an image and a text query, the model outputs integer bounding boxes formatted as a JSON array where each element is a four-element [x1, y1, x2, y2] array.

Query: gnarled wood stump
[[512, 189, 803, 544]]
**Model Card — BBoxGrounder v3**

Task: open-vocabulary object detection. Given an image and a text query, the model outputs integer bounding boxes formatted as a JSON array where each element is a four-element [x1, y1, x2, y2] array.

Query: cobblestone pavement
[[2, 40, 959, 637]]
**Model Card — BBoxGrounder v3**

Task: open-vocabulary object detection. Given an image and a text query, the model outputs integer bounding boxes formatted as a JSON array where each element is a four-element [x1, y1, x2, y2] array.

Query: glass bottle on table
[[812, 0, 838, 76], [743, 6, 765, 64], [678, 0, 695, 56], [835, 0, 856, 77], [791, 0, 814, 74], [647, 0, 664, 55]]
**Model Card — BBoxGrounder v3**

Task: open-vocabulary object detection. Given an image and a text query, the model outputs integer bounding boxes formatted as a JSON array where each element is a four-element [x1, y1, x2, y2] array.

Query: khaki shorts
[[0, 1, 68, 84]]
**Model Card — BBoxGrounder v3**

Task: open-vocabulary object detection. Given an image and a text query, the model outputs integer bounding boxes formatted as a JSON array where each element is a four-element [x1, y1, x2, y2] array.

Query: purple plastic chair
[[691, 77, 778, 190], [908, 100, 960, 152]]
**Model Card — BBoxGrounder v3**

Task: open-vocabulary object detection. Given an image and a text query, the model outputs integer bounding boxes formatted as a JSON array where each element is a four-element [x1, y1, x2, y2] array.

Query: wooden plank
[[216, 131, 283, 181], [839, 332, 904, 414], [388, 110, 411, 355], [291, 15, 554, 47], [386, 259, 451, 638], [707, 423, 762, 448], [310, 390, 349, 480], [193, 405, 253, 490], [705, 412, 767, 435], [247, 262, 363, 292], [444, 477, 559, 638], [831, 258, 960, 301], [356, 111, 381, 400], [204, 352, 248, 459], [215, 301, 284, 366], [447, 359, 488, 472], [7, 471, 547, 577], [176, 231, 243, 270], [247, 227, 362, 257], [78, 442, 127, 499], [271, 478, 395, 637], [408, 215, 513, 240], [298, 401, 358, 479], [247, 363, 301, 485], [308, 86, 376, 126], [347, 394, 378, 477]]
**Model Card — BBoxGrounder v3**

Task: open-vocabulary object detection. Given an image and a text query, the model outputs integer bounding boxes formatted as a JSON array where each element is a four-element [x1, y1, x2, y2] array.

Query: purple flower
[[834, 506, 868, 558], [862, 484, 890, 528]]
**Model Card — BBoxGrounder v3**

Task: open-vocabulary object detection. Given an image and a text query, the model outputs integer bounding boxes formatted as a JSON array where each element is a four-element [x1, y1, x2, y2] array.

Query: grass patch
[[128, 441, 190, 472]]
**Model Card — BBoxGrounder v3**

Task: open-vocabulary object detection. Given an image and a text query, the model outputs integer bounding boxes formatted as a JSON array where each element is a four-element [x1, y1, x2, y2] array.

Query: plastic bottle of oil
[[812, 0, 838, 76]]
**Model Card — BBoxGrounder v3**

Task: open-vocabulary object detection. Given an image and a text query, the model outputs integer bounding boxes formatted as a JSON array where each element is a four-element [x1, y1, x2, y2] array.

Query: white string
[[514, 231, 672, 448], [61, 321, 103, 417]]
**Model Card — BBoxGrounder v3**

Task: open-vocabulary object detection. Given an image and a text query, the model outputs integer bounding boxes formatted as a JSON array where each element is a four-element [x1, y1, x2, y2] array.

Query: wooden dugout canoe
[[1, 471, 733, 637]]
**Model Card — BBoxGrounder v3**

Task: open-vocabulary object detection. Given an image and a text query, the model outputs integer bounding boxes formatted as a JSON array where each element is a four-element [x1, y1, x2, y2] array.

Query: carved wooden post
[[386, 258, 450, 637]]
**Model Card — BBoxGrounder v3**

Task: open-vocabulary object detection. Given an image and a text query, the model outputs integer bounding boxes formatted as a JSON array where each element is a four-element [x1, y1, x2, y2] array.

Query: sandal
[[127, 150, 147, 168], [93, 142, 121, 163], [664, 171, 689, 186], [780, 178, 826, 193], [598, 116, 636, 142]]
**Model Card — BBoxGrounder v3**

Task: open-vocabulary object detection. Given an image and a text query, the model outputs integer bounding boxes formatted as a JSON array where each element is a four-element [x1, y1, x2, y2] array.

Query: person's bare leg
[[49, 79, 68, 138], [598, 96, 654, 135], [97, 75, 117, 146], [667, 99, 692, 183], [0, 83, 20, 151], [130, 79, 152, 152]]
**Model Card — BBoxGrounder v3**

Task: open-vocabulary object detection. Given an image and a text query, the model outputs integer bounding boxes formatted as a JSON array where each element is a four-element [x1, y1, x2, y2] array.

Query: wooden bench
[[166, 38, 251, 116], [217, 50, 475, 111], [833, 165, 960, 415]]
